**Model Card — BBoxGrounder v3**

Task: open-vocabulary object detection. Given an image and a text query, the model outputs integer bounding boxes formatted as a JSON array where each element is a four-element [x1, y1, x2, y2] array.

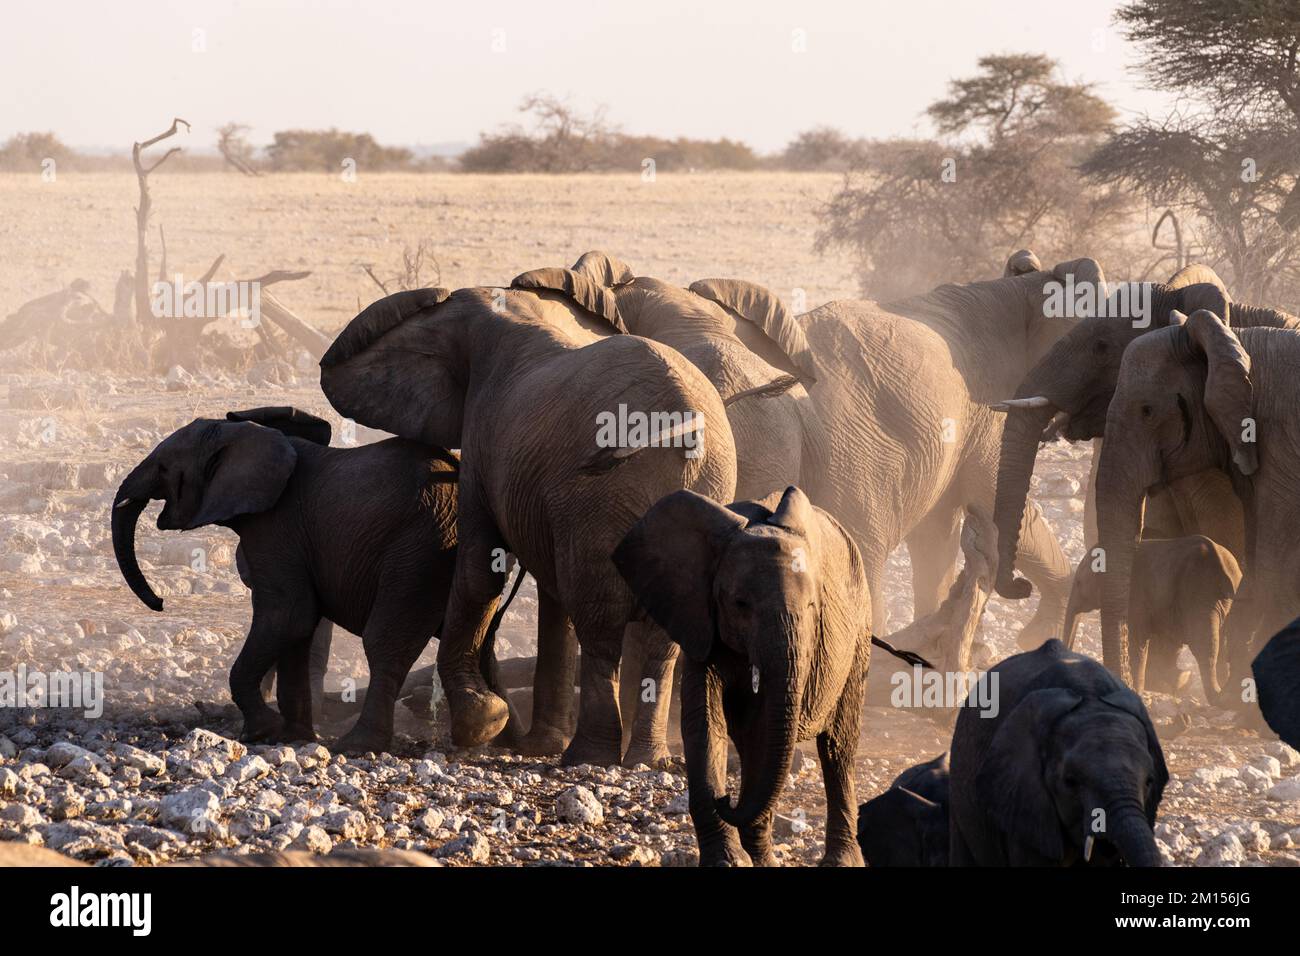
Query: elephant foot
[[447, 685, 510, 748], [621, 740, 673, 770], [336, 725, 393, 757], [560, 733, 622, 768], [239, 712, 285, 744], [818, 842, 865, 867], [699, 841, 753, 868], [279, 722, 318, 745], [516, 724, 569, 757]]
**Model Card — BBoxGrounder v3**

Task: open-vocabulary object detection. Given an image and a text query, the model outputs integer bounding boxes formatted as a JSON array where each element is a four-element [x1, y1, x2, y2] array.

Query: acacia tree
[[1083, 0, 1300, 304], [816, 54, 1132, 299]]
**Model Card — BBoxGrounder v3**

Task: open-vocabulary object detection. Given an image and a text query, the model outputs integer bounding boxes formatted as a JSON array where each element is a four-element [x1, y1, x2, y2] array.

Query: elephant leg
[[1143, 637, 1186, 696], [518, 591, 576, 756], [816, 664, 865, 866], [1131, 637, 1151, 695], [681, 661, 749, 867], [561, 625, 624, 768], [231, 592, 316, 743], [906, 503, 962, 619], [307, 619, 333, 717], [339, 595, 434, 755], [275, 634, 319, 742], [436, 539, 509, 748], [622, 624, 679, 769], [1196, 611, 1227, 705], [1013, 500, 1072, 649]]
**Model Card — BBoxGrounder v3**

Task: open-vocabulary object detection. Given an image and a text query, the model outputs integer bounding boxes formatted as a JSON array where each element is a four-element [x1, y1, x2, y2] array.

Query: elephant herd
[[111, 249, 1300, 866]]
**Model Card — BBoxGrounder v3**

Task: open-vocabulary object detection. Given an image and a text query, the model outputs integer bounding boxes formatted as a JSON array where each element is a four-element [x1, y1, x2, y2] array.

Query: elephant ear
[[1207, 540, 1243, 597], [767, 485, 814, 537], [320, 288, 465, 448], [190, 421, 297, 527], [510, 268, 628, 332], [1004, 249, 1043, 277], [976, 688, 1083, 861], [1100, 687, 1170, 822], [570, 251, 635, 287], [226, 406, 331, 446], [1180, 309, 1257, 476], [1253, 621, 1300, 751], [611, 490, 747, 662], [688, 278, 819, 386], [1051, 257, 1107, 300]]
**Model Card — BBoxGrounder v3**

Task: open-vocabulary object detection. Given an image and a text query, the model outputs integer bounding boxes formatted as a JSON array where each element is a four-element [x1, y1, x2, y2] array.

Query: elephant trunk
[[111, 461, 164, 612], [715, 653, 799, 829], [1096, 453, 1146, 683], [1106, 805, 1160, 867], [1061, 579, 1089, 652], [993, 399, 1058, 599]]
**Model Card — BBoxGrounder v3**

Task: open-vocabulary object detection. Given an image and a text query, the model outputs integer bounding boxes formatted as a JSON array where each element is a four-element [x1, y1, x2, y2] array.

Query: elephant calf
[[856, 752, 949, 866], [111, 406, 459, 755], [949, 640, 1168, 866], [1063, 535, 1240, 703], [614, 486, 871, 866]]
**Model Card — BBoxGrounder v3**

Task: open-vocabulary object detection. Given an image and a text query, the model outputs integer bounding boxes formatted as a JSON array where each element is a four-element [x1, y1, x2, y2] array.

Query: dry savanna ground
[[0, 172, 1297, 867]]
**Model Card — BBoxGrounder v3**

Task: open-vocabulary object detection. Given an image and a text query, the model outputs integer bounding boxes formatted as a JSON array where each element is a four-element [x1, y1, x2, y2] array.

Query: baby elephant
[[1063, 535, 1240, 702], [949, 639, 1168, 866], [111, 406, 459, 755], [856, 752, 949, 866], [614, 486, 871, 867]]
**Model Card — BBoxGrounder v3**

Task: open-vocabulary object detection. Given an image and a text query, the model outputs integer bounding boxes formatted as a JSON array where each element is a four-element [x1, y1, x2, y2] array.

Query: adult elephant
[[319, 285, 737, 767], [1094, 310, 1300, 683], [775, 255, 1105, 658], [512, 251, 824, 500], [991, 264, 1299, 616]]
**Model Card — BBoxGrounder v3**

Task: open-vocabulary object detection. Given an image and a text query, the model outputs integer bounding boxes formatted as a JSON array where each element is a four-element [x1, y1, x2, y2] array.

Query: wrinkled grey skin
[[1064, 535, 1240, 702], [613, 487, 870, 866], [321, 287, 736, 767], [857, 752, 950, 866], [992, 263, 1297, 614], [111, 407, 459, 755], [1254, 620, 1300, 751], [949, 640, 1167, 867], [1096, 313, 1300, 687], [796, 257, 1103, 650]]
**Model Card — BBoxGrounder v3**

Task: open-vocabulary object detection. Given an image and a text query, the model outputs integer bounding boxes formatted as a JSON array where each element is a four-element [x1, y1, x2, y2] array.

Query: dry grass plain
[[0, 171, 1297, 866]]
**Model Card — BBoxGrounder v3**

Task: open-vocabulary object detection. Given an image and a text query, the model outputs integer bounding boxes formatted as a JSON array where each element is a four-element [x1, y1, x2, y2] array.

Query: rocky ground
[[1, 363, 1298, 867]]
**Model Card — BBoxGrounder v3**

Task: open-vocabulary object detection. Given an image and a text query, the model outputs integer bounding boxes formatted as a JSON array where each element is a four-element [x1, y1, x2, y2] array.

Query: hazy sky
[[1, 0, 1178, 152]]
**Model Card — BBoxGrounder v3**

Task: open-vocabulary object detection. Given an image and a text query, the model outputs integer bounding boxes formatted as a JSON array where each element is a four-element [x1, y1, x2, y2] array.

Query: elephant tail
[[870, 636, 934, 670], [721, 374, 801, 407]]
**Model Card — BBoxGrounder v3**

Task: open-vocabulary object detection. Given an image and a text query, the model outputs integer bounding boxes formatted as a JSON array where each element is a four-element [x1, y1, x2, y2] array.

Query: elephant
[[856, 752, 949, 866], [1254, 620, 1300, 751], [990, 262, 1298, 634], [319, 285, 737, 767], [512, 251, 824, 501], [111, 405, 461, 755], [612, 486, 871, 867], [1063, 535, 1241, 702], [949, 640, 1168, 867], [1095, 309, 1300, 686], [786, 255, 1113, 661]]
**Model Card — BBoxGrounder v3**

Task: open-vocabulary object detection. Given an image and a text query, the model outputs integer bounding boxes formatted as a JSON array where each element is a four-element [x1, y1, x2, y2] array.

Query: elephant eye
[[203, 448, 225, 483], [1140, 404, 1153, 419], [1093, 339, 1108, 356], [1063, 774, 1080, 790]]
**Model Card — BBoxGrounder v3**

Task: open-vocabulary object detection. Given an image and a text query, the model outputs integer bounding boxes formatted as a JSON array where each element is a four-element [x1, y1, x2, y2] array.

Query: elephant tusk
[[989, 396, 1052, 412], [1084, 834, 1095, 863]]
